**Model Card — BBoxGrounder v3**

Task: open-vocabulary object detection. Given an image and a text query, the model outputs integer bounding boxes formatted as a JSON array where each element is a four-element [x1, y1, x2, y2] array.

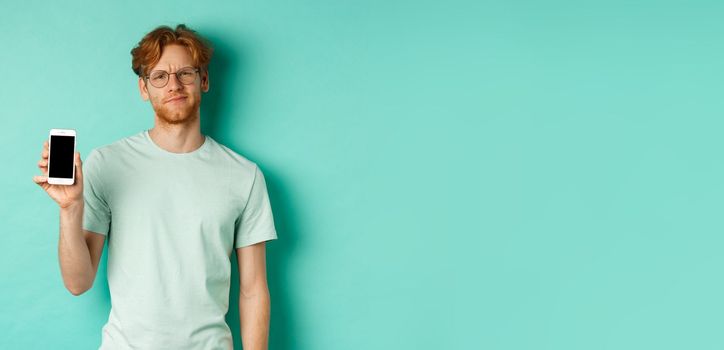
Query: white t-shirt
[[82, 130, 278, 349]]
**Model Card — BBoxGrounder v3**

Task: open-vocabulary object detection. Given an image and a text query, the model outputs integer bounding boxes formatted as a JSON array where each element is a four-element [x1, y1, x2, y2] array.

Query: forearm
[[58, 201, 93, 295], [239, 287, 271, 350]]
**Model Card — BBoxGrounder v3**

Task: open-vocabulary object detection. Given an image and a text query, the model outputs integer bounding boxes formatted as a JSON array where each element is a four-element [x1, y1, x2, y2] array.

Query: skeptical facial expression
[[139, 44, 209, 125]]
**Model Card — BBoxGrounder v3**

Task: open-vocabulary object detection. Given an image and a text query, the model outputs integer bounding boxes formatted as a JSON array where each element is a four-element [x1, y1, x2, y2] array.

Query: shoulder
[[85, 131, 145, 165], [207, 137, 261, 176]]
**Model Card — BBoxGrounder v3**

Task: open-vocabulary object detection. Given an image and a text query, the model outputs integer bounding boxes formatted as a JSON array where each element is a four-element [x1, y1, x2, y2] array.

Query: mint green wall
[[3, 0, 723, 349]]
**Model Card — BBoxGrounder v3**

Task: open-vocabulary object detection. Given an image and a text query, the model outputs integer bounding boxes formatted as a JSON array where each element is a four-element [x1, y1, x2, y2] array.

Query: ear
[[200, 69, 210, 93], [138, 77, 150, 101]]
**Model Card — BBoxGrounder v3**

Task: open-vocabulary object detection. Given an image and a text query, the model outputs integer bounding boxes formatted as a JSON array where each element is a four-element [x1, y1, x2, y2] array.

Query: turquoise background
[[2, 0, 723, 349]]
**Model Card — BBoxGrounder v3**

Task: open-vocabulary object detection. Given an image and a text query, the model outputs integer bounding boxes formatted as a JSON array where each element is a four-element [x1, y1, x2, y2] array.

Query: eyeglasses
[[144, 67, 200, 88]]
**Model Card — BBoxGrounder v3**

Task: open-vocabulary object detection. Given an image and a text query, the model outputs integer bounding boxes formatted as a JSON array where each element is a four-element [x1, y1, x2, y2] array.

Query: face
[[138, 44, 209, 126]]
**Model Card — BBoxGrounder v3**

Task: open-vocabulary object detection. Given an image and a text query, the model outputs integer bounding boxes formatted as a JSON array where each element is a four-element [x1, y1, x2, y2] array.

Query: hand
[[32, 140, 84, 209]]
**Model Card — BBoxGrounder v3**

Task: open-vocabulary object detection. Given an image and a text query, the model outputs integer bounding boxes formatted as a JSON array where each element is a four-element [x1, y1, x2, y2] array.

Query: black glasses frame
[[143, 67, 201, 88]]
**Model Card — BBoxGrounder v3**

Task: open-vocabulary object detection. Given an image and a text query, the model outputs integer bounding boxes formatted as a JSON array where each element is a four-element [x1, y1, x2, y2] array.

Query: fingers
[[32, 175, 50, 191], [40, 140, 48, 162], [35, 142, 82, 189], [39, 140, 49, 175]]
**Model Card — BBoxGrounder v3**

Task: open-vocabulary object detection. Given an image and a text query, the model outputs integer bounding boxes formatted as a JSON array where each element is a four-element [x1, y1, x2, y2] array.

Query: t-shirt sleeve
[[82, 149, 111, 235], [234, 165, 278, 248]]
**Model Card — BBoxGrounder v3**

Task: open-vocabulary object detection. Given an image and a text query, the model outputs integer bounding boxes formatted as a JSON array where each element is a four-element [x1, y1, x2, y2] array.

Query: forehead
[[151, 44, 194, 71]]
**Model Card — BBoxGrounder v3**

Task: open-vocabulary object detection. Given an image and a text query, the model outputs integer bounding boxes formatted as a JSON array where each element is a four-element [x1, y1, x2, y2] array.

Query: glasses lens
[[177, 68, 197, 84], [149, 71, 168, 87]]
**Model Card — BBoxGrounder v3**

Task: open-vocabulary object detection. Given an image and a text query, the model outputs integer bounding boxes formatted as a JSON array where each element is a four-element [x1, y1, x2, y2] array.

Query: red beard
[[153, 95, 201, 125]]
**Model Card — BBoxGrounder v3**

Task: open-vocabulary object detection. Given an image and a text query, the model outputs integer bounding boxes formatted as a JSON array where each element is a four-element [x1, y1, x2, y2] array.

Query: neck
[[148, 121, 205, 154]]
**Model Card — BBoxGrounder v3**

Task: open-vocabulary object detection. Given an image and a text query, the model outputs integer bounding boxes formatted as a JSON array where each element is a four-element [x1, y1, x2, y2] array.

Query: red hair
[[130, 24, 213, 77]]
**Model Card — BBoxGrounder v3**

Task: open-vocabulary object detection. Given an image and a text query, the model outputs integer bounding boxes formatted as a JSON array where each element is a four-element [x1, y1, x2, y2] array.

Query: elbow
[[63, 273, 96, 296], [65, 282, 91, 296]]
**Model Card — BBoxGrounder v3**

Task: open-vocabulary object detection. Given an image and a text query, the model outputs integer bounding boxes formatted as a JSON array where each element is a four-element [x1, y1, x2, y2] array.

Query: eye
[[179, 70, 194, 77], [151, 72, 167, 80]]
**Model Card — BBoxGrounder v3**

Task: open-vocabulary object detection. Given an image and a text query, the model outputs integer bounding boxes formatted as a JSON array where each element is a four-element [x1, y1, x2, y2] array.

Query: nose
[[166, 72, 183, 91]]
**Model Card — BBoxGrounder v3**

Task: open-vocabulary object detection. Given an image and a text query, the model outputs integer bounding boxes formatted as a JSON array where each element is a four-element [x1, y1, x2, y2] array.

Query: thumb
[[75, 152, 83, 182]]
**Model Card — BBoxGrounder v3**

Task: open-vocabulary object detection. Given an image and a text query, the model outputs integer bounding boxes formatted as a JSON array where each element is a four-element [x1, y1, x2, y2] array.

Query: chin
[[153, 100, 200, 125], [157, 111, 198, 125]]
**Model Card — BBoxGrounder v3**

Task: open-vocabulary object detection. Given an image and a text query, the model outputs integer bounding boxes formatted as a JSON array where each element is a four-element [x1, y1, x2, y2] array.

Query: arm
[[237, 241, 271, 350], [59, 203, 105, 296], [33, 140, 106, 296]]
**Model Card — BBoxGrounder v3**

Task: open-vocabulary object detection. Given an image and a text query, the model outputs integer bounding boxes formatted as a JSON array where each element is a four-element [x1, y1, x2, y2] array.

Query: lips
[[165, 96, 187, 103]]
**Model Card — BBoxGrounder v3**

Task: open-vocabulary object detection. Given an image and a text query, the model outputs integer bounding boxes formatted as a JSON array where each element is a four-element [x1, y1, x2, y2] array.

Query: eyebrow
[[149, 66, 195, 73]]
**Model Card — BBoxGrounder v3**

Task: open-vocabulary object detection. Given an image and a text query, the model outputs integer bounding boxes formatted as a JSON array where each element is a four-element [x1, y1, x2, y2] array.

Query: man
[[32, 24, 277, 350]]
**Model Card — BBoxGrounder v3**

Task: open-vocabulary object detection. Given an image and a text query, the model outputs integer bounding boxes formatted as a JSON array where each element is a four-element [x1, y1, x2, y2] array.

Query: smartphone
[[47, 128, 77, 185]]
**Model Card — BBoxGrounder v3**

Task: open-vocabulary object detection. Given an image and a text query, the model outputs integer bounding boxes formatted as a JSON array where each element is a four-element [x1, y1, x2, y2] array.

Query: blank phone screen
[[49, 135, 75, 179]]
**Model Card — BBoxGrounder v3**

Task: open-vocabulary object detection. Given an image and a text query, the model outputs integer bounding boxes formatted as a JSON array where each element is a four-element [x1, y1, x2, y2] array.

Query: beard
[[152, 94, 201, 126]]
